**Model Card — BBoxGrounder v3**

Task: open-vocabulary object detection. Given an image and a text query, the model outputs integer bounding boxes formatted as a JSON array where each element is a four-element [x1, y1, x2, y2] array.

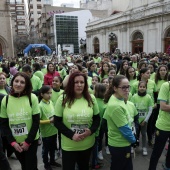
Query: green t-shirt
[[34, 71, 44, 85], [150, 72, 156, 81], [126, 101, 138, 133], [156, 80, 167, 104], [156, 82, 170, 131], [95, 98, 107, 136], [58, 68, 67, 79], [87, 76, 92, 87], [55, 94, 99, 151], [41, 67, 47, 75], [31, 75, 42, 91], [132, 62, 137, 69], [129, 79, 137, 88], [103, 95, 132, 147], [0, 89, 7, 95], [51, 89, 64, 106], [130, 94, 153, 123], [39, 100, 57, 137], [93, 57, 101, 64], [0, 94, 40, 143]]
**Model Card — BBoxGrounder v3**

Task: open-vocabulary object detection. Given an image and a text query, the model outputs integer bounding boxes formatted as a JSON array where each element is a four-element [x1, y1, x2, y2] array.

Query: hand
[[79, 128, 91, 139], [140, 121, 146, 126], [20, 142, 30, 151], [72, 133, 84, 142], [13, 143, 23, 153], [50, 117, 54, 123]]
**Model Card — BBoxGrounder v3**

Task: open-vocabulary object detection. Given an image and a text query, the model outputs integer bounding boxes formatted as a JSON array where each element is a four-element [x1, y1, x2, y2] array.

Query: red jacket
[[44, 71, 60, 86]]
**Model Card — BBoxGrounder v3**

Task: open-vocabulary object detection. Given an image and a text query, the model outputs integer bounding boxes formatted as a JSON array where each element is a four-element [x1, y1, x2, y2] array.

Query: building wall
[[86, 0, 170, 54], [0, 0, 14, 57]]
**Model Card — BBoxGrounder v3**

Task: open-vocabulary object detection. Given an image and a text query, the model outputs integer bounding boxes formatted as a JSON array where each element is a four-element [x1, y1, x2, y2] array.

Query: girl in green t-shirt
[[99, 62, 110, 80], [130, 81, 153, 156], [89, 76, 100, 94], [91, 83, 107, 169], [39, 85, 61, 170], [126, 66, 137, 87], [103, 75, 136, 170]]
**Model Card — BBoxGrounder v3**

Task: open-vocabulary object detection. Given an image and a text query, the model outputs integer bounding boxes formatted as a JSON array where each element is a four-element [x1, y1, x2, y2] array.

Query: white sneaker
[[131, 147, 134, 154], [105, 146, 110, 155], [98, 151, 104, 160], [142, 147, 148, 156]]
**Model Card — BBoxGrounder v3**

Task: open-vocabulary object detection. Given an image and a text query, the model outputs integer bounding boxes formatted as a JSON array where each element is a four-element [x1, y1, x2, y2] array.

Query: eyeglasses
[[118, 85, 130, 91]]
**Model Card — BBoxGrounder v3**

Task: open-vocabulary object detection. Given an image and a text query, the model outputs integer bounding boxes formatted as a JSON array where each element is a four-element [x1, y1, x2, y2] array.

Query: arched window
[[132, 31, 143, 54], [164, 28, 170, 54], [109, 32, 117, 53], [93, 37, 100, 54]]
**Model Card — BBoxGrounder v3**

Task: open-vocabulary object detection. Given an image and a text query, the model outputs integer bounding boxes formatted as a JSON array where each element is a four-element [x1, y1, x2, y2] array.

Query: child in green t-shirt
[[39, 85, 61, 170], [91, 83, 107, 169], [130, 81, 153, 156]]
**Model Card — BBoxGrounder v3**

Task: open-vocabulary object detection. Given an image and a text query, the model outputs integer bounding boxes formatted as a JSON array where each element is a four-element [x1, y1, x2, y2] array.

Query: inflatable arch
[[24, 44, 52, 56]]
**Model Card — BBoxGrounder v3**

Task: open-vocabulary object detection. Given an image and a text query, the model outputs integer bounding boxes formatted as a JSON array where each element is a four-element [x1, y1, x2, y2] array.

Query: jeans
[[98, 127, 108, 151], [109, 145, 133, 170], [148, 128, 170, 170], [42, 134, 57, 167]]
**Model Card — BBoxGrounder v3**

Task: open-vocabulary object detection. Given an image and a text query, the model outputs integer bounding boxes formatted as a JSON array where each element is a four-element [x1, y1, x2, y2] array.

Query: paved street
[[9, 143, 167, 170]]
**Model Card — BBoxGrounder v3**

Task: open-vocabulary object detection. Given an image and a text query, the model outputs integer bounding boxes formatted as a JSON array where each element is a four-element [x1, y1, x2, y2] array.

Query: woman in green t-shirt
[[103, 75, 136, 170], [54, 72, 100, 170], [0, 72, 40, 170], [148, 81, 170, 170]]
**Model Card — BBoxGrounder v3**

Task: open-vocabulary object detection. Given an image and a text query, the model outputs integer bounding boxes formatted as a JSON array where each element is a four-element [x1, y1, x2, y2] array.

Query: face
[[114, 78, 130, 99], [92, 76, 99, 86], [102, 78, 109, 89], [82, 68, 88, 77], [148, 65, 154, 73], [109, 70, 116, 77], [141, 64, 146, 70], [90, 64, 96, 72], [74, 76, 85, 98], [103, 64, 109, 72], [123, 62, 128, 70], [138, 82, 146, 93], [128, 68, 135, 78], [52, 77, 61, 89], [48, 64, 55, 72], [0, 74, 6, 87], [13, 75, 26, 93], [159, 66, 167, 78], [141, 70, 150, 80], [41, 88, 52, 101]]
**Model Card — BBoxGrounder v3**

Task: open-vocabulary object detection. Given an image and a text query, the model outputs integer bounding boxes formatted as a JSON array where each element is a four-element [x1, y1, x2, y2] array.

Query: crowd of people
[[0, 51, 169, 170]]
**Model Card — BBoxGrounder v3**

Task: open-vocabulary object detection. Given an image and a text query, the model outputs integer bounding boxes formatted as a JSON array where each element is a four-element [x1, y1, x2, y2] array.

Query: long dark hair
[[155, 65, 168, 84], [94, 83, 106, 99], [137, 68, 149, 81], [62, 72, 93, 107], [119, 60, 128, 75], [100, 62, 110, 78], [39, 85, 51, 101], [10, 72, 32, 97], [126, 66, 136, 81], [104, 75, 127, 103]]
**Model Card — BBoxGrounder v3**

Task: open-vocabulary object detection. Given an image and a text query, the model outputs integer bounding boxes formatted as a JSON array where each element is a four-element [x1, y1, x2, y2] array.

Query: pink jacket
[[44, 71, 60, 86]]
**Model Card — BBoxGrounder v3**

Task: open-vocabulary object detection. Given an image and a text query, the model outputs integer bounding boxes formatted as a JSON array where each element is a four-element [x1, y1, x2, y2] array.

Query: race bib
[[71, 124, 88, 134], [138, 109, 146, 117], [11, 123, 28, 136]]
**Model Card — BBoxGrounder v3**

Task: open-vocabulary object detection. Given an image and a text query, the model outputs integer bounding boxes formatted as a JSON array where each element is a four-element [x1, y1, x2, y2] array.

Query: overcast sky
[[53, 0, 80, 8]]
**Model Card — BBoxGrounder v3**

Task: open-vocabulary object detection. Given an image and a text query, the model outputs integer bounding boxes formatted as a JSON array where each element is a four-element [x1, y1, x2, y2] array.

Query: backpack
[[5, 95, 32, 108]]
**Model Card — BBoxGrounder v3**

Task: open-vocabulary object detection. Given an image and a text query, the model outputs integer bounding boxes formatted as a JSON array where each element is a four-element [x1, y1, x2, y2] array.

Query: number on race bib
[[71, 124, 88, 134], [11, 123, 28, 136]]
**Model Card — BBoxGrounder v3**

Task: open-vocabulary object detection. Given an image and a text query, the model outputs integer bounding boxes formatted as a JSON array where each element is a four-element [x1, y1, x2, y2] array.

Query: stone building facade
[[0, 0, 14, 58], [86, 0, 170, 54]]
